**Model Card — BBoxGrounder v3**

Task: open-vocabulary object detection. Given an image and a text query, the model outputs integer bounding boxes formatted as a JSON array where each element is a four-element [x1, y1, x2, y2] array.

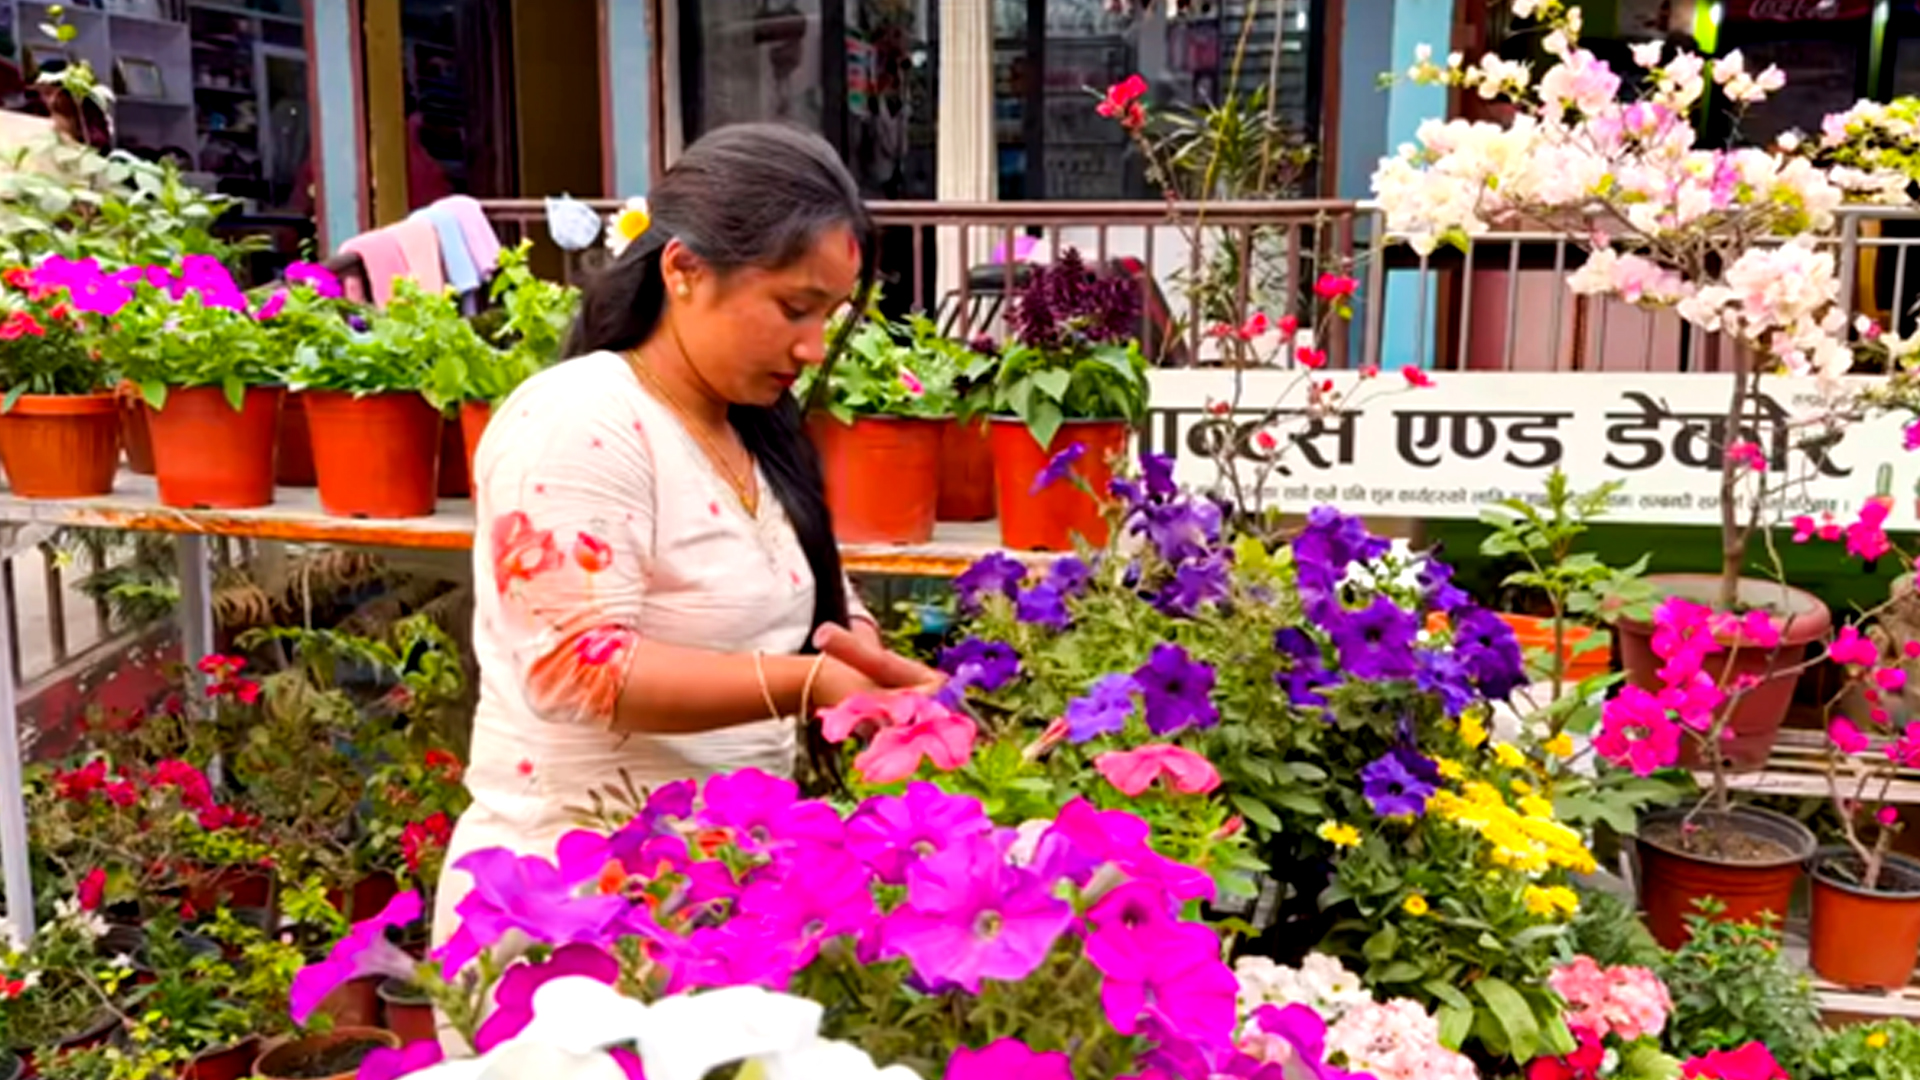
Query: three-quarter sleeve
[[478, 388, 655, 729], [845, 572, 876, 629]]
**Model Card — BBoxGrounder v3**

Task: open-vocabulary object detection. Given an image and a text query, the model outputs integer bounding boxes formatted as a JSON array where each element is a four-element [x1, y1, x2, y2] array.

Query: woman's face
[[667, 224, 863, 408]]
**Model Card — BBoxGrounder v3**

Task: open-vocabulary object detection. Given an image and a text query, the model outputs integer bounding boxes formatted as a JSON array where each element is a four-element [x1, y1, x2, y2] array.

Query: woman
[[435, 124, 939, 962]]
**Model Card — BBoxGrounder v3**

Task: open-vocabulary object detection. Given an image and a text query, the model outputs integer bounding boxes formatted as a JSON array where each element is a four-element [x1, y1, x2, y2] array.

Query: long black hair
[[564, 123, 874, 679]]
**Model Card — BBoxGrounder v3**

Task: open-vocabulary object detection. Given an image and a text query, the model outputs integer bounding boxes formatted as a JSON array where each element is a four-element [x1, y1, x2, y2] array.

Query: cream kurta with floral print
[[431, 350, 868, 959]]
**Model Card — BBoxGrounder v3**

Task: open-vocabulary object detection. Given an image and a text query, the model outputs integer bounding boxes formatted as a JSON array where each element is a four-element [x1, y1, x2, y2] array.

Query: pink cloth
[[392, 216, 446, 296], [441, 195, 502, 274], [339, 230, 410, 307]]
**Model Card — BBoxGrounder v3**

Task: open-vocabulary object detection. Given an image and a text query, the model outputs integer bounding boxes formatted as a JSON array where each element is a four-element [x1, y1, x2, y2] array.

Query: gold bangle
[[797, 653, 829, 724], [753, 651, 781, 721]]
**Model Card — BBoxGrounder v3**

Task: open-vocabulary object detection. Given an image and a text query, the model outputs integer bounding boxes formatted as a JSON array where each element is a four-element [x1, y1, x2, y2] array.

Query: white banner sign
[[1139, 371, 1910, 526]]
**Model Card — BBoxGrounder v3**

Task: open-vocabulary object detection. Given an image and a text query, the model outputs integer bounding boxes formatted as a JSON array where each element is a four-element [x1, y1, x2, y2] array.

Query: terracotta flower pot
[[808, 414, 943, 544], [458, 400, 491, 499], [988, 417, 1129, 552], [1636, 805, 1817, 949], [302, 391, 441, 519], [18, 1011, 119, 1077], [326, 872, 400, 923], [183, 864, 273, 914], [253, 1028, 399, 1080], [312, 977, 382, 1029], [117, 383, 154, 475], [937, 417, 995, 522], [1809, 848, 1920, 990], [1498, 613, 1613, 683], [145, 385, 283, 509], [1616, 574, 1831, 771], [183, 1038, 260, 1080], [276, 392, 316, 488], [377, 980, 436, 1045], [0, 393, 120, 498], [435, 411, 468, 499]]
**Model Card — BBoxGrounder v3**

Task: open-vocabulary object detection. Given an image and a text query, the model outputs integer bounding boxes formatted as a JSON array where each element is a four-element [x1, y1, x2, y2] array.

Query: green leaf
[[222, 375, 246, 413], [1372, 961, 1424, 983], [1436, 1003, 1474, 1050], [1619, 1044, 1682, 1080], [1362, 926, 1399, 962], [1423, 979, 1472, 1013], [1229, 794, 1282, 832], [1031, 367, 1072, 402], [1026, 399, 1064, 449], [140, 381, 168, 411], [1, 386, 23, 414], [1474, 977, 1542, 1060]]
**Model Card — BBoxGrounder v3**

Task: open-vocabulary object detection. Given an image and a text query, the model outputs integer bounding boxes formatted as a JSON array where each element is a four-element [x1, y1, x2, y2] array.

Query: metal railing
[[472, 198, 1920, 378]]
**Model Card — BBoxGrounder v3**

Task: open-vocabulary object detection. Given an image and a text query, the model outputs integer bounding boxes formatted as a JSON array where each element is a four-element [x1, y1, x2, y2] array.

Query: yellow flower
[[1403, 894, 1430, 917], [1459, 712, 1489, 748], [1868, 1030, 1889, 1049], [1511, 778, 1534, 796], [1493, 742, 1528, 770], [1434, 756, 1465, 781], [1543, 733, 1575, 758], [1317, 821, 1362, 849], [1519, 794, 1556, 820], [614, 197, 651, 243], [1524, 885, 1580, 919]]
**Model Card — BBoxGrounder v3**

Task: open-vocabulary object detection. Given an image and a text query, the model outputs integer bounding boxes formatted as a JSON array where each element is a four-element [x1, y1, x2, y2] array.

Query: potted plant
[[0, 259, 123, 498], [290, 281, 464, 519], [961, 249, 1148, 551], [0, 899, 127, 1075], [252, 1029, 400, 1080], [798, 306, 956, 544], [446, 243, 576, 493], [98, 257, 327, 510], [909, 318, 996, 523]]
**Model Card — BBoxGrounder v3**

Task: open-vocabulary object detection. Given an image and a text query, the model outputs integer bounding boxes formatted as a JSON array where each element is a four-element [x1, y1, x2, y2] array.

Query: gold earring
[[675, 282, 691, 298]]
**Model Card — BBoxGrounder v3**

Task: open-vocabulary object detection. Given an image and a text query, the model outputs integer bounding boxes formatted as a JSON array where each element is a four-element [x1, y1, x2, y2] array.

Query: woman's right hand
[[810, 655, 886, 711]]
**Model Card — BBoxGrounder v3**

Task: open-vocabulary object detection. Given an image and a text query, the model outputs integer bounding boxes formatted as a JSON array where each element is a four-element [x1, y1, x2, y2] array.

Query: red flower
[[1314, 273, 1359, 300], [1096, 75, 1150, 131], [1359, 364, 1380, 379], [1401, 365, 1434, 388], [102, 780, 138, 808], [572, 532, 614, 573], [400, 812, 454, 873], [1, 268, 30, 291], [1236, 312, 1271, 341], [0, 311, 45, 340], [77, 867, 106, 912], [1255, 431, 1279, 452], [1297, 347, 1328, 370], [424, 748, 461, 777], [1275, 314, 1301, 337], [55, 760, 108, 801], [45, 303, 70, 322], [197, 654, 244, 677]]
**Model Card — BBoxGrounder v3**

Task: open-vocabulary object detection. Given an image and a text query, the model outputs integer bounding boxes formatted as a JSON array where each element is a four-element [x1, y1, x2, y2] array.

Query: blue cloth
[[417, 205, 480, 295]]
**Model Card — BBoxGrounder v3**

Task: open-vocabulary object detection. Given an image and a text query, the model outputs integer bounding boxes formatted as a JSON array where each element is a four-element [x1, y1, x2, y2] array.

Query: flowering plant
[[0, 896, 120, 1054], [1235, 953, 1478, 1080], [796, 308, 959, 422], [95, 257, 344, 411], [1808, 1018, 1920, 1079], [935, 458, 1597, 1060], [1524, 956, 1679, 1080], [291, 279, 483, 405], [425, 243, 576, 407], [960, 249, 1148, 447], [1655, 904, 1819, 1075], [0, 259, 117, 405], [294, 768, 1375, 1080]]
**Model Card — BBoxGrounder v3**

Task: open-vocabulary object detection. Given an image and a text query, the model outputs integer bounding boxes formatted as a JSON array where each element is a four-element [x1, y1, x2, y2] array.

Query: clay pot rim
[[254, 1027, 400, 1080], [1810, 846, 1920, 899], [810, 412, 951, 427], [148, 382, 289, 403], [1637, 805, 1818, 869], [374, 978, 428, 1006], [190, 1035, 262, 1064], [1617, 573, 1832, 649], [2, 391, 119, 415]]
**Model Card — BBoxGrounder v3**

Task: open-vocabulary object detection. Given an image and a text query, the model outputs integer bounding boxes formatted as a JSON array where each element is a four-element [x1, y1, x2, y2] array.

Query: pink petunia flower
[[1094, 744, 1222, 797]]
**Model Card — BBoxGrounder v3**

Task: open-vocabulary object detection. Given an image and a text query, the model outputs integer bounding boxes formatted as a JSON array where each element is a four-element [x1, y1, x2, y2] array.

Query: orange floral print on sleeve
[[492, 510, 563, 594], [523, 623, 641, 726]]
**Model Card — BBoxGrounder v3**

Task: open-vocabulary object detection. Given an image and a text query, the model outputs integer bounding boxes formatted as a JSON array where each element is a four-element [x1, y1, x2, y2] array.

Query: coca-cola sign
[[1728, 0, 1873, 21]]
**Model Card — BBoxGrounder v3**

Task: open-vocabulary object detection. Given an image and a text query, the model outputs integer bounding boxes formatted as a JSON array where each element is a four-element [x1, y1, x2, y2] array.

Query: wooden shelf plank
[[0, 474, 1026, 576], [1689, 729, 1920, 806]]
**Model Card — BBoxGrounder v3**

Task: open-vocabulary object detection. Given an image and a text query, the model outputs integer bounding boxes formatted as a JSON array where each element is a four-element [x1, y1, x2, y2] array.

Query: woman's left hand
[[814, 623, 944, 696]]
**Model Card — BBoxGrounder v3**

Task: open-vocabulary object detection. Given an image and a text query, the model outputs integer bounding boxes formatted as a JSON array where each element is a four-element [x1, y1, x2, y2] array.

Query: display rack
[[0, 473, 1040, 942]]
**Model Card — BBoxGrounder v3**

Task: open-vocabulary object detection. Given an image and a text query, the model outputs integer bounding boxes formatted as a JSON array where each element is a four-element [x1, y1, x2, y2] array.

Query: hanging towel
[[418, 205, 480, 295], [441, 195, 502, 274], [392, 216, 447, 297], [339, 230, 411, 308]]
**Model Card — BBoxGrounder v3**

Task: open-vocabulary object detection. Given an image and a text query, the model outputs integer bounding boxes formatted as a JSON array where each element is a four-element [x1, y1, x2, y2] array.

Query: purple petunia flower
[[289, 892, 423, 1024], [1415, 648, 1477, 717], [1046, 555, 1092, 597], [1360, 747, 1441, 818], [1325, 595, 1419, 681], [939, 636, 1022, 698], [1064, 673, 1140, 743], [472, 943, 618, 1051], [1014, 583, 1072, 630], [946, 1039, 1074, 1080], [1451, 605, 1529, 699], [845, 781, 993, 884], [955, 552, 1028, 612], [1131, 498, 1223, 565], [1031, 442, 1087, 495], [1274, 628, 1334, 709], [880, 831, 1072, 993], [286, 260, 344, 299], [1134, 643, 1219, 735], [1142, 453, 1177, 499], [1416, 556, 1471, 614], [1158, 552, 1232, 617]]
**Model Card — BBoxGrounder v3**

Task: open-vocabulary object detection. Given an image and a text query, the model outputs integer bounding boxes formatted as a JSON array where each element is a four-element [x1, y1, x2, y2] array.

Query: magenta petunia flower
[[945, 1039, 1073, 1080], [845, 782, 992, 884], [286, 261, 345, 299], [734, 847, 877, 964], [473, 943, 619, 1051], [1035, 798, 1215, 903], [880, 831, 1071, 993], [289, 891, 422, 1024], [1086, 917, 1237, 1041], [696, 768, 845, 854], [433, 844, 627, 974]]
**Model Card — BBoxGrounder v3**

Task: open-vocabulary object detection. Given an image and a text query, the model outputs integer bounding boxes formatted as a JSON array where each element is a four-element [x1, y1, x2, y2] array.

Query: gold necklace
[[625, 348, 760, 517]]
